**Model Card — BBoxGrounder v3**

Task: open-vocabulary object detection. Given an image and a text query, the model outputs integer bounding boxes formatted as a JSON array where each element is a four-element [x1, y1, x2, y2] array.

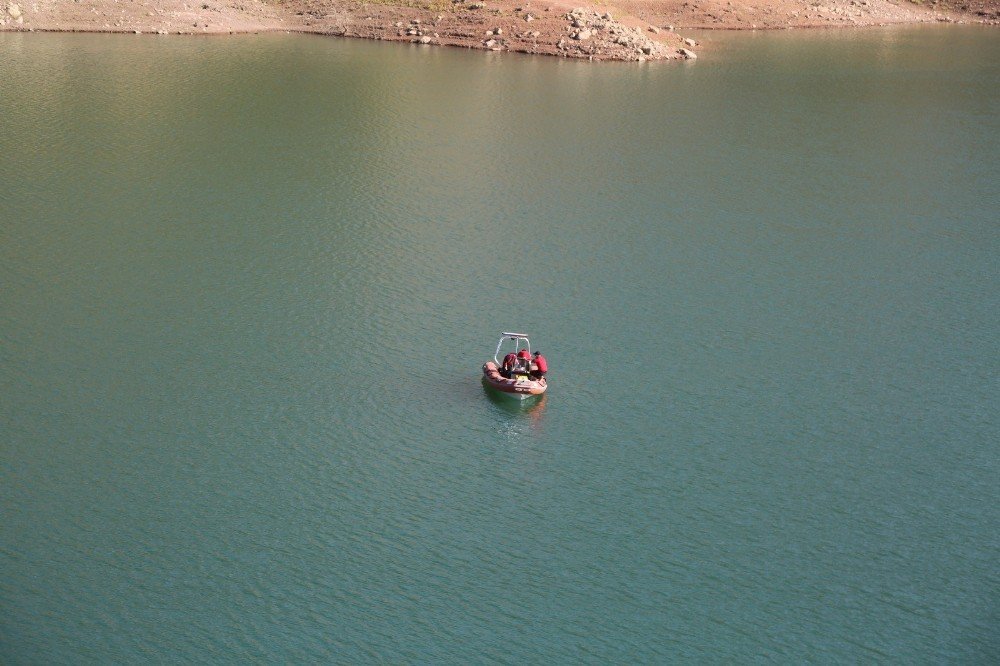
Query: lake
[[1, 27, 998, 662]]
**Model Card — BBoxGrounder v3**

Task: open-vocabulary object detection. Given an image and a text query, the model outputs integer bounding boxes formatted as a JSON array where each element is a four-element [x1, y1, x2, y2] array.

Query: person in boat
[[516, 348, 531, 372], [502, 351, 517, 377], [531, 351, 548, 380]]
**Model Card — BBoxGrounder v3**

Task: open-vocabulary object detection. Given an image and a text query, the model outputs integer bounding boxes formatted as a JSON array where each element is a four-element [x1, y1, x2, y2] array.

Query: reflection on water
[[482, 379, 548, 444]]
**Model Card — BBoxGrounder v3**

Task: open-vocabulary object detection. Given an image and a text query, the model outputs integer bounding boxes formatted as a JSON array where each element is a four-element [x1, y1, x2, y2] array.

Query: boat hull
[[482, 362, 547, 399]]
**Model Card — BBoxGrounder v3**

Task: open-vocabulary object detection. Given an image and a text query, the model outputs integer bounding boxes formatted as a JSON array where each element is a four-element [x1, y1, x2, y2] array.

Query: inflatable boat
[[482, 332, 547, 399]]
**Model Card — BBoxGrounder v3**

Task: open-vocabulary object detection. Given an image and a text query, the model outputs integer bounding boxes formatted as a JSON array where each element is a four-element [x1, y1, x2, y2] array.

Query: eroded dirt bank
[[1, 0, 997, 61]]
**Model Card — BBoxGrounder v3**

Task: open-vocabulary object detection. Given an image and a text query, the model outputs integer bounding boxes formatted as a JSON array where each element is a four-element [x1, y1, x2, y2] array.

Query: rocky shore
[[2, 0, 997, 61]]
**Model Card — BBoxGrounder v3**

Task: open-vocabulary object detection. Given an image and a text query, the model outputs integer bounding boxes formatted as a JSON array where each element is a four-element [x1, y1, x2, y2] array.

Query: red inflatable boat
[[482, 332, 547, 399]]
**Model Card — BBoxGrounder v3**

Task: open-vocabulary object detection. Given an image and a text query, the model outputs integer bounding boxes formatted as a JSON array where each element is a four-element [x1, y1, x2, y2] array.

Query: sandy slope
[[1, 0, 996, 61]]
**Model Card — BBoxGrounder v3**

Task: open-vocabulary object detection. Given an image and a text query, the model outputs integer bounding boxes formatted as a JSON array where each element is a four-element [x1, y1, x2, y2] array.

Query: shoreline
[[2, 0, 996, 62]]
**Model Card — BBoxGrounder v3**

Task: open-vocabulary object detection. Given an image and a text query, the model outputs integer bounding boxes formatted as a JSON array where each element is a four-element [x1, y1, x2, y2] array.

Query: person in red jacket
[[502, 352, 517, 377], [531, 351, 548, 380], [516, 348, 531, 372]]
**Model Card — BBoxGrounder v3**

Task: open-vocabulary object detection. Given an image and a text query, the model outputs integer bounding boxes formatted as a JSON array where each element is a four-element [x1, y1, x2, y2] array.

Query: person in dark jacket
[[531, 351, 548, 380]]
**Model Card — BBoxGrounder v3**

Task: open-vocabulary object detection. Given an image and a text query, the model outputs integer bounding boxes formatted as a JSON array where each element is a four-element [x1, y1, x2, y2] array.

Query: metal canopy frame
[[493, 331, 531, 365]]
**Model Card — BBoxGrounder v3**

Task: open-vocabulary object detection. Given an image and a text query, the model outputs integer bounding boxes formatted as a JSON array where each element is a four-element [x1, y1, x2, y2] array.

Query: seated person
[[502, 352, 517, 377], [516, 348, 531, 372]]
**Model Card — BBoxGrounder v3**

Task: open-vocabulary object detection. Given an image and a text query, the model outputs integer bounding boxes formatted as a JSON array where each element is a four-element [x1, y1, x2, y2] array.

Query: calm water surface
[[1, 27, 998, 662]]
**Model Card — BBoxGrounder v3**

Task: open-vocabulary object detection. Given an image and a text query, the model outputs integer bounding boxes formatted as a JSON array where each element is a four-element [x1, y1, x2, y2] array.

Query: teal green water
[[1, 27, 998, 662]]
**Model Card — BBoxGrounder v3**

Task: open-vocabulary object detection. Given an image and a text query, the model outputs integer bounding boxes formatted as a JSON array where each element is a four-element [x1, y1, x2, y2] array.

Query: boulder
[[8, 2, 21, 18], [419, 35, 431, 43], [648, 25, 659, 33], [679, 48, 697, 59], [684, 37, 697, 46], [574, 28, 591, 39]]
